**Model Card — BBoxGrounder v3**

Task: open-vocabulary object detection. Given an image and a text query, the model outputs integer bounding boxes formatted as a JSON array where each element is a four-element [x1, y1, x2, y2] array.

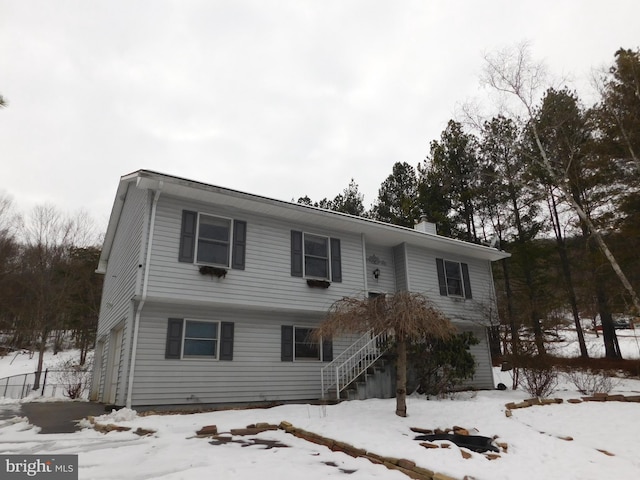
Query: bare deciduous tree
[[18, 205, 98, 388]]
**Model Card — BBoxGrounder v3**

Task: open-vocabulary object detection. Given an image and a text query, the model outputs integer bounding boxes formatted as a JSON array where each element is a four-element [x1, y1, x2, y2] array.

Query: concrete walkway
[[19, 402, 108, 434]]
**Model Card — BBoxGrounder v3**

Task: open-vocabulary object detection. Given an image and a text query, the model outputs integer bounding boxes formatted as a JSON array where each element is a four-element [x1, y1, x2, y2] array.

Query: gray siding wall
[[146, 195, 366, 311], [364, 243, 396, 294], [94, 186, 149, 405], [463, 325, 495, 389], [404, 244, 496, 390], [392, 243, 408, 292], [131, 304, 357, 406], [405, 244, 494, 323]]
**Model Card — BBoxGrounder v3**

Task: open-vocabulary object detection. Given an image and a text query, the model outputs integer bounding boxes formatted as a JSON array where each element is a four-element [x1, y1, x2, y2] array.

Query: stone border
[[196, 421, 458, 479], [277, 421, 456, 480], [504, 393, 640, 416]]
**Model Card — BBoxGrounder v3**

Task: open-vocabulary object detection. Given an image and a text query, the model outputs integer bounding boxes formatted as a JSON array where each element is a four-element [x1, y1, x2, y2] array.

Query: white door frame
[[104, 325, 124, 404], [89, 339, 105, 401]]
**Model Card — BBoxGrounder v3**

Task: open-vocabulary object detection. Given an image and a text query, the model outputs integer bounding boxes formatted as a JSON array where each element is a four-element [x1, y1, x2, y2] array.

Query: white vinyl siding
[[146, 195, 365, 312], [132, 305, 357, 406], [94, 185, 149, 406]]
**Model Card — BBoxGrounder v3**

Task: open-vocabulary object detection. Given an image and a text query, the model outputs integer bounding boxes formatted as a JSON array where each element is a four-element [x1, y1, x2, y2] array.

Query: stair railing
[[321, 330, 389, 399]]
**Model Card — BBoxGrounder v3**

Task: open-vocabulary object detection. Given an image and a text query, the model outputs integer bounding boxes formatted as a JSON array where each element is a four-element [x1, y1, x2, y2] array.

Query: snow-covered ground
[[0, 333, 639, 480], [546, 326, 640, 359]]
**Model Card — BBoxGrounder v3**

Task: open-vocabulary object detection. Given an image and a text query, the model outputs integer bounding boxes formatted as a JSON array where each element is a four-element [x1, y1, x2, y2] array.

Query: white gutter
[[126, 182, 162, 408]]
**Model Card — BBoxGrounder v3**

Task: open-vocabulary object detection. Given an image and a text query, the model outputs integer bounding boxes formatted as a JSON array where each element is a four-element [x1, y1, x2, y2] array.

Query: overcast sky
[[1, 0, 639, 233]]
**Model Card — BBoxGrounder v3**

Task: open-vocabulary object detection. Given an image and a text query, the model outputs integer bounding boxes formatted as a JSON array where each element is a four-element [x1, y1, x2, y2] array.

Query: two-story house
[[90, 170, 509, 409]]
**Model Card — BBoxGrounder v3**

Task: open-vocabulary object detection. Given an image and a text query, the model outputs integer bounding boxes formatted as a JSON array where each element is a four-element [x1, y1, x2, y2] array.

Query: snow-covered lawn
[[546, 326, 640, 359], [0, 332, 639, 480]]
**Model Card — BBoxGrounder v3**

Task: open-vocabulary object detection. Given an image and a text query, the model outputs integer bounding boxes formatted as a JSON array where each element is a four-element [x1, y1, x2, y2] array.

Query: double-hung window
[[178, 210, 246, 270], [281, 325, 332, 362], [294, 326, 320, 360], [183, 320, 219, 357], [196, 214, 231, 267], [290, 230, 342, 282], [165, 318, 235, 360], [304, 234, 329, 280], [444, 260, 464, 296], [436, 258, 472, 299]]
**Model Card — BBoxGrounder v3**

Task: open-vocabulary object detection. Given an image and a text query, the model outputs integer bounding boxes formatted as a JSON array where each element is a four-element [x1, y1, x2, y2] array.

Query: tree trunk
[[33, 329, 48, 390], [558, 245, 589, 358], [594, 272, 621, 359], [523, 265, 546, 356], [530, 124, 640, 317], [395, 336, 407, 417], [501, 258, 520, 389], [548, 191, 588, 358]]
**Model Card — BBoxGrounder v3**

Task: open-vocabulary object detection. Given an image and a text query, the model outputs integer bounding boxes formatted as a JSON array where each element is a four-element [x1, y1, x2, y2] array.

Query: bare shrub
[[53, 356, 93, 399], [516, 356, 558, 397], [565, 369, 618, 395]]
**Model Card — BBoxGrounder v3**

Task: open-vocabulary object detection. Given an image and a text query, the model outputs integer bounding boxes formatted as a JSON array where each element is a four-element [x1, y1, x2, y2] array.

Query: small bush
[[517, 357, 558, 397], [53, 356, 93, 399], [565, 369, 618, 395], [410, 332, 479, 397]]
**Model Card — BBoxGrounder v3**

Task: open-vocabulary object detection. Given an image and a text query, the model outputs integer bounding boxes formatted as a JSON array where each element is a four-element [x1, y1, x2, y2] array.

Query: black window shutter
[[462, 263, 473, 299], [165, 318, 183, 359], [219, 322, 234, 360], [231, 220, 247, 270], [436, 258, 448, 296], [281, 325, 294, 361], [330, 238, 342, 283], [179, 210, 197, 263], [322, 339, 333, 362], [291, 231, 303, 277]]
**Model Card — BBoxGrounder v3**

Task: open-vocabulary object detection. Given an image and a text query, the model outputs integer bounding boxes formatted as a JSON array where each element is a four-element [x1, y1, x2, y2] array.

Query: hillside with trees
[[303, 47, 640, 363]]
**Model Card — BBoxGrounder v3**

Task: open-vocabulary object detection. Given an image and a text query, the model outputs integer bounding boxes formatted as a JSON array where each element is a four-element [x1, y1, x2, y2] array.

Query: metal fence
[[0, 369, 89, 401]]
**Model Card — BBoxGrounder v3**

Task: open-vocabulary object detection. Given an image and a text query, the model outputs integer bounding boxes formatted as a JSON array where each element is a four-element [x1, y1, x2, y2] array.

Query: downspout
[[126, 182, 162, 408], [361, 233, 368, 294], [404, 243, 411, 291]]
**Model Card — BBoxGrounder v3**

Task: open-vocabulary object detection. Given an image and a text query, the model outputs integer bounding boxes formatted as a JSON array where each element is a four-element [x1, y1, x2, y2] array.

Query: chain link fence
[[0, 369, 91, 401]]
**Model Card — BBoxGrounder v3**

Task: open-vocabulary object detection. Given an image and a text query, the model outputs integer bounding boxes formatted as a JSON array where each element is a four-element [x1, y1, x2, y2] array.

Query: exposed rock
[[410, 427, 434, 434], [453, 426, 469, 436], [196, 425, 218, 436], [93, 423, 131, 434], [420, 442, 440, 449], [597, 449, 615, 456], [394, 459, 415, 470], [606, 395, 626, 402]]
